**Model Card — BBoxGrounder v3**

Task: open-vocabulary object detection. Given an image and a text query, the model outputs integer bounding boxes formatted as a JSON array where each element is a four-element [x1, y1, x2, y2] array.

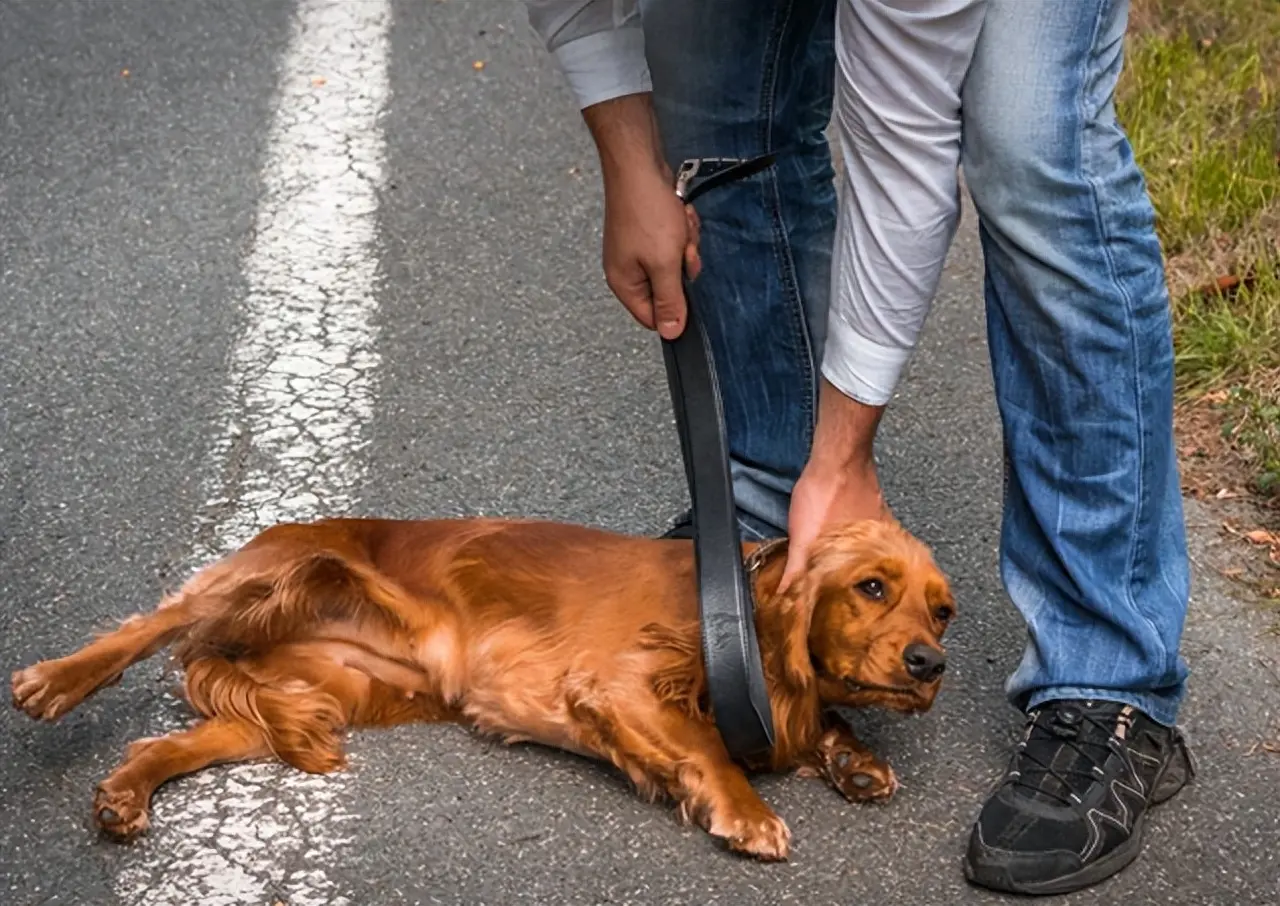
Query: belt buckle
[[674, 158, 701, 201]]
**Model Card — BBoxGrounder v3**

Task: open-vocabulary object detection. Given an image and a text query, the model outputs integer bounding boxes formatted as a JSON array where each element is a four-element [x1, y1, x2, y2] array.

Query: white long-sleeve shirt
[[524, 0, 986, 406]]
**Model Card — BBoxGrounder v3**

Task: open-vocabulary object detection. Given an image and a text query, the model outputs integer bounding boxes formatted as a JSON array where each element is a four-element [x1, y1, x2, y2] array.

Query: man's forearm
[[581, 93, 669, 184], [808, 378, 885, 472], [523, 2, 665, 184]]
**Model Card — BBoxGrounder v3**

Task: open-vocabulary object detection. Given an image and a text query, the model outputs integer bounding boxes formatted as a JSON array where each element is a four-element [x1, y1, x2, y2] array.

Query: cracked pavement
[[1, 1, 1278, 905]]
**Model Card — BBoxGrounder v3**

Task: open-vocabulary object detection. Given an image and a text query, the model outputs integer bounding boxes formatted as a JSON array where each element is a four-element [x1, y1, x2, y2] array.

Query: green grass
[[1222, 382, 1280, 495], [1173, 269, 1280, 394], [1123, 39, 1277, 247], [1118, 0, 1280, 496]]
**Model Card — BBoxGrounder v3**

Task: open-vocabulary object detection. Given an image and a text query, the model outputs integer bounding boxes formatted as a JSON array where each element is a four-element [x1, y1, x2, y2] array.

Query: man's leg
[[639, 0, 838, 540], [960, 0, 1194, 894]]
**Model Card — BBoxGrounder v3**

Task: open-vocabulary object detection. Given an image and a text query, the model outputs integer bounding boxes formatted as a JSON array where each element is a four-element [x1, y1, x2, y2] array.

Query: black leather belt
[[660, 152, 778, 762]]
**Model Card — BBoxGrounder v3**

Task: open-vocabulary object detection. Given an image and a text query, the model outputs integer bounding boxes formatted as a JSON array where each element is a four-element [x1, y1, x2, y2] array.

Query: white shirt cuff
[[551, 27, 652, 110], [821, 312, 914, 407]]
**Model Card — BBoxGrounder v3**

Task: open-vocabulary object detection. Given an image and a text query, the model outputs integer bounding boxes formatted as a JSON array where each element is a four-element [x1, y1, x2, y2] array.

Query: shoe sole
[[963, 816, 1147, 896], [963, 739, 1195, 896]]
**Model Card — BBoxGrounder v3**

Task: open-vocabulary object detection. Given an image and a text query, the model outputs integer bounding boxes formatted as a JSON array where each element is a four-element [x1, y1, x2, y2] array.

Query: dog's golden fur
[[11, 516, 954, 860]]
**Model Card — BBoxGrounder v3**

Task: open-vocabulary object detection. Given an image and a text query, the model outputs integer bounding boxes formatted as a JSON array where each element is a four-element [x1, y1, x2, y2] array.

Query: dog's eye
[[856, 579, 885, 600], [935, 605, 954, 622]]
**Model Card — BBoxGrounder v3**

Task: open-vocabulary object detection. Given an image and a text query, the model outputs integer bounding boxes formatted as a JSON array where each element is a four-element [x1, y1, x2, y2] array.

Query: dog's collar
[[743, 536, 789, 576]]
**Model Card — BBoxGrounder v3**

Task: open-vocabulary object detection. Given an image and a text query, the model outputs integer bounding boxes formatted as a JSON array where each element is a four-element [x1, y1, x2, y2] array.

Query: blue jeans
[[641, 0, 838, 542], [639, 0, 1190, 724]]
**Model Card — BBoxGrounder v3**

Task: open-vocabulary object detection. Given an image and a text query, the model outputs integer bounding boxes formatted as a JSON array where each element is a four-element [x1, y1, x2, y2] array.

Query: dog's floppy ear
[[769, 520, 902, 686], [778, 585, 818, 689], [751, 539, 820, 690]]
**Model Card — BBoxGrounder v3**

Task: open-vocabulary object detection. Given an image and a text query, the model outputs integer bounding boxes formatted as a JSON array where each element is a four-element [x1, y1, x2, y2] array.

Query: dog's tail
[[173, 538, 411, 664], [166, 539, 426, 768], [168, 536, 425, 769], [181, 654, 348, 772]]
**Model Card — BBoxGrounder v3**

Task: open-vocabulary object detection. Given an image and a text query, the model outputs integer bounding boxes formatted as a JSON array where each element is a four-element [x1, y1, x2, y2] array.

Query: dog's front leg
[[568, 692, 791, 860], [669, 744, 792, 861], [796, 710, 899, 804]]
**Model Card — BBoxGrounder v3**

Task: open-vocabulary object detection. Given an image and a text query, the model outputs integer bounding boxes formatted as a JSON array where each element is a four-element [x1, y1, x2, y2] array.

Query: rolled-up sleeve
[[525, 0, 651, 109], [823, 0, 987, 406]]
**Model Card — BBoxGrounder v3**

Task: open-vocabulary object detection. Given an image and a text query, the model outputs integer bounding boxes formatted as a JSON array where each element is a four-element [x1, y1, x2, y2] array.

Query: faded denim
[[639, 0, 1190, 723]]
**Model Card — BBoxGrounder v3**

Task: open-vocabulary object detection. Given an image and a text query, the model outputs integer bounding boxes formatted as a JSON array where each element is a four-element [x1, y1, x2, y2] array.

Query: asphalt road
[[1, 2, 1277, 905]]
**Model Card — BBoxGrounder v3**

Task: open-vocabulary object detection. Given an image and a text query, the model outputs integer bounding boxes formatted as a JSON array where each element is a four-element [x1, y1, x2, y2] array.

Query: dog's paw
[[11, 661, 96, 722], [828, 749, 899, 804], [719, 811, 791, 862], [94, 785, 150, 842], [727, 812, 791, 861]]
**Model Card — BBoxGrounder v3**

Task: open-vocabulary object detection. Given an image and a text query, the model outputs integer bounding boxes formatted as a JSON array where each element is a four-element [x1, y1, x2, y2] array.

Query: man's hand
[[583, 94, 700, 340], [780, 378, 893, 592], [602, 177, 701, 339]]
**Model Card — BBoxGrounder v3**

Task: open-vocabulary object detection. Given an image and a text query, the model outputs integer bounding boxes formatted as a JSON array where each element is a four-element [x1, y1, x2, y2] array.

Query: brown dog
[[11, 516, 955, 860]]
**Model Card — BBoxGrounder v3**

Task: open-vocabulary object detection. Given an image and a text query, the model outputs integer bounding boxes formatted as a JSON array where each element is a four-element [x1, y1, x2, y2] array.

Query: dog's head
[[777, 520, 955, 714]]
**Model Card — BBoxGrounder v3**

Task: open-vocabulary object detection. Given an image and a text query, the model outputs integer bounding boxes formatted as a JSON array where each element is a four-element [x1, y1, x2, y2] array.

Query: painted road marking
[[114, 1, 391, 903]]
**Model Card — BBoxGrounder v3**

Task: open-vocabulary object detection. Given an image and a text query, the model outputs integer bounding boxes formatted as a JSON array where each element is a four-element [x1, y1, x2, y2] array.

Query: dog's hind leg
[[11, 589, 209, 722], [182, 642, 451, 775], [93, 718, 270, 841], [11, 545, 302, 722]]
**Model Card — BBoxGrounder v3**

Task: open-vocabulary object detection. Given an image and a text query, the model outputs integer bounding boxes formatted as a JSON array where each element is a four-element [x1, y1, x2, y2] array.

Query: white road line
[[114, 1, 391, 903]]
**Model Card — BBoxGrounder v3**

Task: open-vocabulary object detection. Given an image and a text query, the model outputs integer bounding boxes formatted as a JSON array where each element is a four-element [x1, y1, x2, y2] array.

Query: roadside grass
[[1119, 0, 1280, 501]]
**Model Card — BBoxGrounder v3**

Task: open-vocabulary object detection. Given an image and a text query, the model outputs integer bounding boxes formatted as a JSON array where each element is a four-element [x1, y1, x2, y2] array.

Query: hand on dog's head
[[768, 519, 956, 714]]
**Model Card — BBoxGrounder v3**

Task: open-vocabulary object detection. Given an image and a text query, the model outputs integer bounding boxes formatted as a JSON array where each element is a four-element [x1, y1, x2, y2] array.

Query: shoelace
[[1008, 708, 1119, 807]]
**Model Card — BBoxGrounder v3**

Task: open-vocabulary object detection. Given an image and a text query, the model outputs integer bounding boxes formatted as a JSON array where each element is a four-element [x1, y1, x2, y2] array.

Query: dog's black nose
[[903, 643, 946, 682]]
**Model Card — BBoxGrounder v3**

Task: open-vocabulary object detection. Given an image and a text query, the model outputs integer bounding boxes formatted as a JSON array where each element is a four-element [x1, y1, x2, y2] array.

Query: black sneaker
[[963, 699, 1196, 896]]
